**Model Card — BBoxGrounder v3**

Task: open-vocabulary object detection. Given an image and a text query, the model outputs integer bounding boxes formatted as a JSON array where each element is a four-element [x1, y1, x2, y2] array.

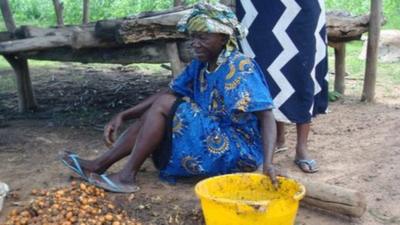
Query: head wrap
[[177, 2, 246, 54]]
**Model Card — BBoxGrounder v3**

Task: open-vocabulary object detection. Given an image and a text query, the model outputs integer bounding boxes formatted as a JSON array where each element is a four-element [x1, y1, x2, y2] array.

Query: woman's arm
[[255, 109, 278, 187], [103, 87, 172, 146]]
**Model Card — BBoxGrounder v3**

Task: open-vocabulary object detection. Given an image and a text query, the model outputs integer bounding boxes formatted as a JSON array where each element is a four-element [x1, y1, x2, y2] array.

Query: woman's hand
[[103, 114, 123, 147], [263, 164, 279, 189]]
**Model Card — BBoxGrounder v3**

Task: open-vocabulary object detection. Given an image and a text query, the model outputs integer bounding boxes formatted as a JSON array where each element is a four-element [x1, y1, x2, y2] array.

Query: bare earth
[[0, 64, 399, 225]]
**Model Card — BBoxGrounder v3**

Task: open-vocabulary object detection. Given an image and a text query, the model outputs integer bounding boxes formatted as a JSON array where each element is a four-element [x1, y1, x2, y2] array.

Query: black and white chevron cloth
[[236, 0, 329, 123]]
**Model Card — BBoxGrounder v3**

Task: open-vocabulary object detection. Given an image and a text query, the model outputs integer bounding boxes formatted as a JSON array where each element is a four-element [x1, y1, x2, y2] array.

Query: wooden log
[[293, 176, 367, 218], [361, 0, 382, 102], [71, 30, 119, 49], [326, 11, 385, 43], [20, 40, 192, 64], [52, 0, 64, 27], [95, 19, 124, 41], [0, 28, 119, 53], [0, 35, 71, 53], [0, 31, 12, 42], [116, 9, 191, 44], [15, 25, 85, 38]]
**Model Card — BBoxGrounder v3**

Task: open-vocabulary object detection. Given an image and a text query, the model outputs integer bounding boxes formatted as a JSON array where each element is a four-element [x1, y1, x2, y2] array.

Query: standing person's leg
[[294, 122, 318, 173], [275, 122, 287, 153], [61, 120, 142, 178], [90, 94, 177, 192]]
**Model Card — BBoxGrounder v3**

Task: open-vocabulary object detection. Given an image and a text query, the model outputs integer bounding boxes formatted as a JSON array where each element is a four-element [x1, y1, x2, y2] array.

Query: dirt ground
[[0, 63, 399, 225]]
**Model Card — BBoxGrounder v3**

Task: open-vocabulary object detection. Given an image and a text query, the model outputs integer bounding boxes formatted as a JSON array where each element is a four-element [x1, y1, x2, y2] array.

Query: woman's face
[[190, 32, 227, 63]]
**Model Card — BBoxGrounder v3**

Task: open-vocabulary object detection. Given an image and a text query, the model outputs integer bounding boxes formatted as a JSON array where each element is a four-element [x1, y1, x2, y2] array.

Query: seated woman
[[61, 2, 278, 193]]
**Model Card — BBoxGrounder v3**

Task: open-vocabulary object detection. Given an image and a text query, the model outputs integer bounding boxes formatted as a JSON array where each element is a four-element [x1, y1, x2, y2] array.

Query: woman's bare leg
[[62, 119, 142, 176], [90, 94, 177, 189], [276, 121, 286, 149]]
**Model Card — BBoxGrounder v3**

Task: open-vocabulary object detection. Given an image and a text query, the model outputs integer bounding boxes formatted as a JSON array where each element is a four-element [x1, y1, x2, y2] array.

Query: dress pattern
[[158, 50, 274, 181], [236, 0, 329, 123]]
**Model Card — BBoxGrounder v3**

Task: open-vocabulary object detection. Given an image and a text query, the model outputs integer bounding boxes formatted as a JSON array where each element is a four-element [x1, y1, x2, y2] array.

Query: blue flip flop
[[60, 151, 88, 181], [89, 173, 140, 193], [294, 159, 319, 173]]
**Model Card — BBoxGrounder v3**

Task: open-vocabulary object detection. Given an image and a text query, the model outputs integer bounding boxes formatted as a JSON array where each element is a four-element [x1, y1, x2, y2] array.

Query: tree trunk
[[0, 0, 37, 112], [52, 0, 64, 27], [334, 43, 346, 94], [82, 0, 90, 25], [0, 0, 16, 33], [361, 0, 382, 102]]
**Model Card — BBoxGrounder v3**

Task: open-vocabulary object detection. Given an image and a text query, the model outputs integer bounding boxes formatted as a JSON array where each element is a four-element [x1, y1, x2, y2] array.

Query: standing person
[[61, 2, 279, 193], [236, 0, 328, 173]]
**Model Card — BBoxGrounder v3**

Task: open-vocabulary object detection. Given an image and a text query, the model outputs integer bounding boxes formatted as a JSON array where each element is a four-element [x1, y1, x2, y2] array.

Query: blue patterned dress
[[157, 50, 274, 182]]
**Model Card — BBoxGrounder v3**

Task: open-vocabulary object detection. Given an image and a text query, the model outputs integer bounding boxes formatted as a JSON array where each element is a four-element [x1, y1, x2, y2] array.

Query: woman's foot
[[295, 149, 318, 173], [294, 158, 318, 173], [60, 151, 105, 180], [88, 172, 140, 193]]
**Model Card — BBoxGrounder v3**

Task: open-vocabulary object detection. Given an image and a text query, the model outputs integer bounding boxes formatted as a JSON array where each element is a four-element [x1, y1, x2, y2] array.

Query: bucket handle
[[293, 184, 306, 201]]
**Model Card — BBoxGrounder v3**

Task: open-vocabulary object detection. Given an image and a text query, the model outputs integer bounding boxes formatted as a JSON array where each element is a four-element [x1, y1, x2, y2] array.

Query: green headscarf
[[177, 2, 246, 54]]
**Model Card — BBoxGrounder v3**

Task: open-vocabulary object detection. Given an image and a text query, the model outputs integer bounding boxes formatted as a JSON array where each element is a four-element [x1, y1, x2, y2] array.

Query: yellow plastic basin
[[195, 173, 305, 225]]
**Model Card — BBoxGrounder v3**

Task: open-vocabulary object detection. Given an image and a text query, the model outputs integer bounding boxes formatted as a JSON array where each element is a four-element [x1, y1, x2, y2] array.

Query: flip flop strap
[[69, 154, 85, 178], [100, 174, 120, 191]]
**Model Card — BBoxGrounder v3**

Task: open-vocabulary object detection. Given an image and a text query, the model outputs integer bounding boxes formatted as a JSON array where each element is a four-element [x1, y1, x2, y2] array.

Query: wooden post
[[361, 0, 382, 102], [166, 42, 185, 77], [52, 0, 64, 27], [4, 55, 37, 112], [83, 0, 90, 25], [0, 0, 37, 112], [0, 0, 15, 33], [334, 43, 346, 94]]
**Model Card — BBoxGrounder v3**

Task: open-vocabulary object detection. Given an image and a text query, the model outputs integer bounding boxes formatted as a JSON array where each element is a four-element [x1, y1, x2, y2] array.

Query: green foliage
[[0, 1, 398, 30]]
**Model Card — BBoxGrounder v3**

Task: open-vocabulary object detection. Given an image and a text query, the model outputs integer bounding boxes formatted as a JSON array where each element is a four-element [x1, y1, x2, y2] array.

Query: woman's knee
[[152, 93, 177, 114]]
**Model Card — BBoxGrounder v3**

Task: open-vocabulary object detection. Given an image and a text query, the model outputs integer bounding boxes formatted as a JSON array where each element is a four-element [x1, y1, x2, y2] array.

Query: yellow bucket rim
[[194, 173, 306, 206]]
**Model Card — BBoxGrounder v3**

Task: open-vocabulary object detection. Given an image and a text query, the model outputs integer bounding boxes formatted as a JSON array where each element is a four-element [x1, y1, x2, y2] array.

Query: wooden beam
[[361, 0, 382, 102], [52, 0, 64, 27], [82, 0, 90, 25]]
